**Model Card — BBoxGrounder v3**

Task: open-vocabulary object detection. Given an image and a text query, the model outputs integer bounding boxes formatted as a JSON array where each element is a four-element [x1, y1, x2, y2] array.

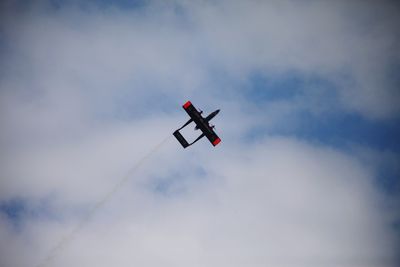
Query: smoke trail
[[35, 135, 172, 267]]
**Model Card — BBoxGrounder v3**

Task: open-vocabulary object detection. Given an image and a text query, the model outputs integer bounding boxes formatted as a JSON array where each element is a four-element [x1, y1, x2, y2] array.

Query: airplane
[[173, 101, 221, 148]]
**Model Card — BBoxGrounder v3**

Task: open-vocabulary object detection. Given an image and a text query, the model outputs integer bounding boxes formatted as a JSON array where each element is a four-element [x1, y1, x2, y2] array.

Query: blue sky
[[1, 1, 400, 267]]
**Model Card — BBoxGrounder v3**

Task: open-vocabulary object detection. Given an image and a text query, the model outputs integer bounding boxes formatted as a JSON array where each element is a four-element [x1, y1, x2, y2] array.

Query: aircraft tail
[[173, 130, 189, 148]]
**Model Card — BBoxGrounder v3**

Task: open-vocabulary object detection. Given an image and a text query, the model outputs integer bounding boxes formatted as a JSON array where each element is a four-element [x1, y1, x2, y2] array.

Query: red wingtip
[[183, 101, 192, 109], [213, 138, 221, 146]]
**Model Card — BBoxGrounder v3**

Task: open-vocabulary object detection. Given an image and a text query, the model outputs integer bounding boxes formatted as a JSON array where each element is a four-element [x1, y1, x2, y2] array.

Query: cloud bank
[[1, 1, 399, 266]]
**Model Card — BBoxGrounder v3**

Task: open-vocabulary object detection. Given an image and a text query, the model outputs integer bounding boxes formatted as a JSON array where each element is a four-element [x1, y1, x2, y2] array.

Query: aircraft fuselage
[[195, 109, 220, 130]]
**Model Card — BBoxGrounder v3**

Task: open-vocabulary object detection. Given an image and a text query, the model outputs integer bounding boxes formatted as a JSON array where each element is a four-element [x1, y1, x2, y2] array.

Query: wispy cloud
[[0, 1, 399, 266]]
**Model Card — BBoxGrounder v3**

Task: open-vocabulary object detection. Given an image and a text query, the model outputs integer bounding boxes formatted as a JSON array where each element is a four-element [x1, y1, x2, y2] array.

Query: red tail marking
[[183, 101, 192, 109], [213, 138, 221, 146]]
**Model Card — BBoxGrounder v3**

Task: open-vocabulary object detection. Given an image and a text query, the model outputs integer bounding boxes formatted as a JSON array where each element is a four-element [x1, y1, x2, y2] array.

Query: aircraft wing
[[182, 101, 221, 146]]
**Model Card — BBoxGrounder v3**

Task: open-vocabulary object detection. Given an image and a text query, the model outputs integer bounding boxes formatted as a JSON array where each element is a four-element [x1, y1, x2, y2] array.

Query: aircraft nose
[[216, 109, 220, 114]]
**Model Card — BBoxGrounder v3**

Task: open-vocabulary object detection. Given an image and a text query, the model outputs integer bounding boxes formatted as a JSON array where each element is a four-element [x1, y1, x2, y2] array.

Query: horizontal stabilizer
[[173, 130, 189, 148]]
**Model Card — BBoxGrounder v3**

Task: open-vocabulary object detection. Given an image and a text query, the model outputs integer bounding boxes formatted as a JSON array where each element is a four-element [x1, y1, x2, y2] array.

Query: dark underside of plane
[[173, 101, 221, 148]]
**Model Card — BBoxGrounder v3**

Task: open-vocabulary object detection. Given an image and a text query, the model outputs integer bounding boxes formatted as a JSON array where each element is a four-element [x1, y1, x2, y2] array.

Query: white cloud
[[2, 0, 399, 119], [2, 137, 398, 267], [0, 1, 399, 267]]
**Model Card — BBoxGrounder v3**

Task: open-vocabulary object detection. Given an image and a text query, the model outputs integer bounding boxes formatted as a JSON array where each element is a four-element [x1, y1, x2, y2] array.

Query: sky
[[0, 0, 400, 266]]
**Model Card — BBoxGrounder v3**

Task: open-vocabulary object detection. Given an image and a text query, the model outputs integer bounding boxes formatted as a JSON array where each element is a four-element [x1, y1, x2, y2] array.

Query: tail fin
[[173, 130, 189, 148]]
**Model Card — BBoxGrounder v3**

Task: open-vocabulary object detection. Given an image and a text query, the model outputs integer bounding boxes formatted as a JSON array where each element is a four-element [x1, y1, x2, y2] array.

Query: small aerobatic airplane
[[173, 101, 221, 148]]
